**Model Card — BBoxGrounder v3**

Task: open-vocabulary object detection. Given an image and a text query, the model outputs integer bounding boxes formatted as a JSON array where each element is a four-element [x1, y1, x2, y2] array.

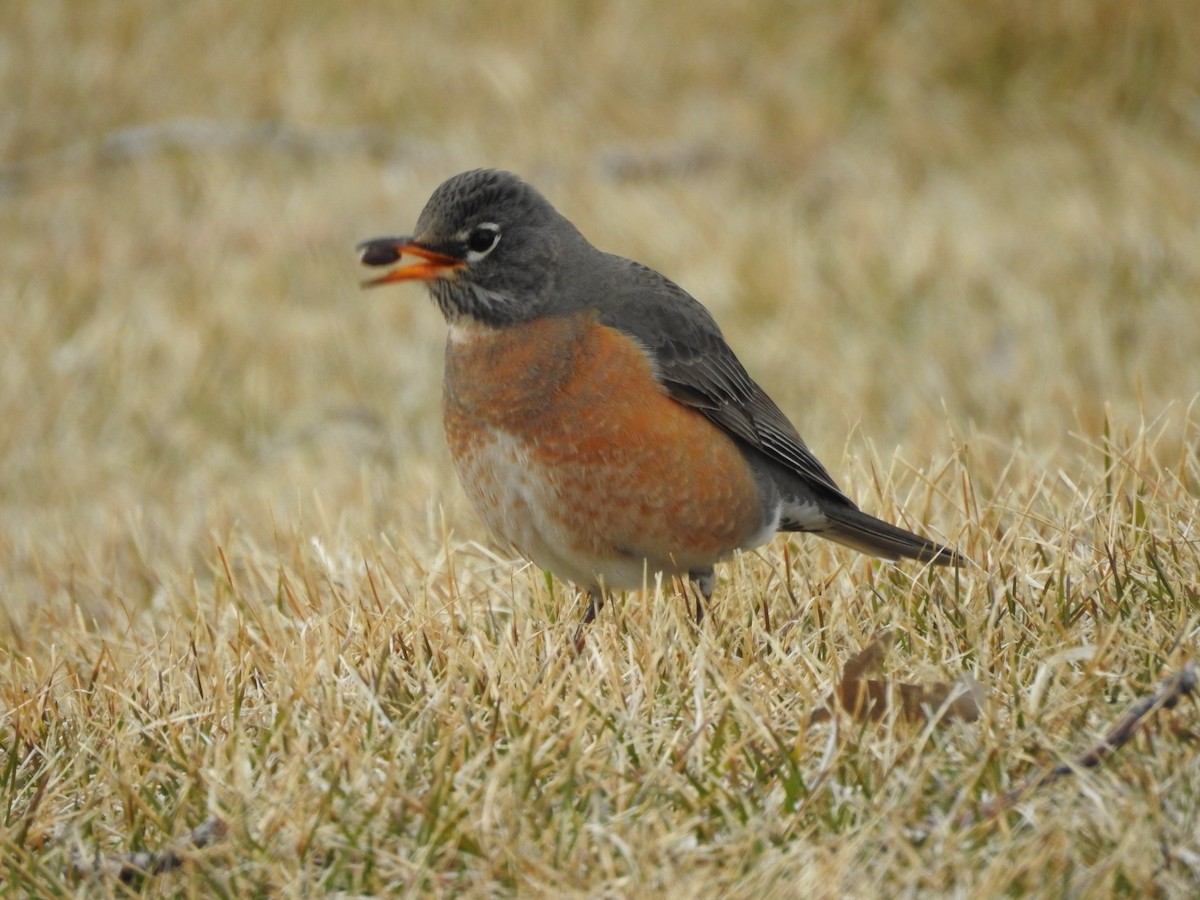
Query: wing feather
[[593, 259, 850, 503]]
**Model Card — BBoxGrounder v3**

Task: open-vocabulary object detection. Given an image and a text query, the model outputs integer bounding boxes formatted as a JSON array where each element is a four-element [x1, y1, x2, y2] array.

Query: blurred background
[[2, 0, 1198, 631]]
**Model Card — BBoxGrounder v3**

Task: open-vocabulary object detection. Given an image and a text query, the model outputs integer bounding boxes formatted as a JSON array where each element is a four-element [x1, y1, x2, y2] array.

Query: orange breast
[[441, 312, 769, 591]]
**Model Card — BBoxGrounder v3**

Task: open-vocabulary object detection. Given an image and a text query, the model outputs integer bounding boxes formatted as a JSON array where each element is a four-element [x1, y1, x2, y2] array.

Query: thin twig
[[0, 118, 420, 194], [68, 816, 227, 883], [936, 661, 1197, 834]]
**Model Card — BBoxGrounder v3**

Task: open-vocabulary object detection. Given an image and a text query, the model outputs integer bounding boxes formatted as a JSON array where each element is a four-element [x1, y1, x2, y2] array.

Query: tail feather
[[816, 504, 964, 566]]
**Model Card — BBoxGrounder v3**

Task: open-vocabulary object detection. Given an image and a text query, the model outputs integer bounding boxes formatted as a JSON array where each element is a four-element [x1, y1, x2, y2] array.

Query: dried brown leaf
[[814, 631, 984, 726]]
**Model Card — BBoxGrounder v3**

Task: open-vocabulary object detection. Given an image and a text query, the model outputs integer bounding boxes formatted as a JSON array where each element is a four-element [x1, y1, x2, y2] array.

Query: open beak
[[356, 236, 465, 287]]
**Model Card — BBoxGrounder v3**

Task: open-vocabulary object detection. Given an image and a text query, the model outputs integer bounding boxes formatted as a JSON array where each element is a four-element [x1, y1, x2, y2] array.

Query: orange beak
[[356, 236, 465, 287]]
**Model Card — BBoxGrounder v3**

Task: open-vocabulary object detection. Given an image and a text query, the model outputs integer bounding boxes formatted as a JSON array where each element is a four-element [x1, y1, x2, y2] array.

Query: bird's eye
[[466, 224, 500, 257]]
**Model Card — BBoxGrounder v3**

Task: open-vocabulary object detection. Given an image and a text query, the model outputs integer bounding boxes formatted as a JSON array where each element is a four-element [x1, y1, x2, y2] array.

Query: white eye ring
[[465, 223, 501, 261]]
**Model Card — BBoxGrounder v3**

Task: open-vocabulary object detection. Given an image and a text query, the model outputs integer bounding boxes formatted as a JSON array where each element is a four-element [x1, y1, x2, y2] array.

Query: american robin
[[358, 169, 962, 624]]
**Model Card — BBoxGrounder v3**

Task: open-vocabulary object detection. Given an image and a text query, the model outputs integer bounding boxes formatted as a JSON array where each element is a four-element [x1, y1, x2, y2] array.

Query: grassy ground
[[3, 0, 1200, 895]]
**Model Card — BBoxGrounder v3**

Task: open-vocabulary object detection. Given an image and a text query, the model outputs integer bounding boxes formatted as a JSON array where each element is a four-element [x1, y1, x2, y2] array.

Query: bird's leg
[[572, 588, 604, 654], [687, 568, 716, 624]]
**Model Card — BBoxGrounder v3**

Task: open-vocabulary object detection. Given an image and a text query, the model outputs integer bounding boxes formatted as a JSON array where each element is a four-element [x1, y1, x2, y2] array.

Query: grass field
[[3, 1, 1200, 895]]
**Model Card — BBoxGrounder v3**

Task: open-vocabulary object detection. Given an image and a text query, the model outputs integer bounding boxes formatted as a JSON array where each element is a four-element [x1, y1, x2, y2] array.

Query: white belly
[[452, 429, 654, 591]]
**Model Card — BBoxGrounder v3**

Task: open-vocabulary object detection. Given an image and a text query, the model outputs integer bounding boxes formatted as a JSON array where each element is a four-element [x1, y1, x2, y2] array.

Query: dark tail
[[817, 504, 964, 566]]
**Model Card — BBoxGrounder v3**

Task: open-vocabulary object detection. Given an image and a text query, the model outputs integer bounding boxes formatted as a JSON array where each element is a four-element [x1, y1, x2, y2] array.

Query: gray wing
[[594, 259, 854, 506], [582, 255, 961, 566]]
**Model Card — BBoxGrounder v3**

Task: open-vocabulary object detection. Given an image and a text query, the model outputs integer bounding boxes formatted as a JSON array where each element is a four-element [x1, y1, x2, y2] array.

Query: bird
[[357, 169, 962, 627]]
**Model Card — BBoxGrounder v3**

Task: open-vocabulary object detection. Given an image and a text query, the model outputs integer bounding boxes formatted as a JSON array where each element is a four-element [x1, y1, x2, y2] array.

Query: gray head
[[357, 169, 587, 325]]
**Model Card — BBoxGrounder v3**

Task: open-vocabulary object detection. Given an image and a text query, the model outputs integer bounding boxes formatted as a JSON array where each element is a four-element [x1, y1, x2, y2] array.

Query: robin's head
[[358, 169, 584, 326]]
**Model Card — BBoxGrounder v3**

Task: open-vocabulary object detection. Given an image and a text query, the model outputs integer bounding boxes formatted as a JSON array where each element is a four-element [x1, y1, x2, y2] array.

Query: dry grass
[[3, 0, 1200, 895]]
